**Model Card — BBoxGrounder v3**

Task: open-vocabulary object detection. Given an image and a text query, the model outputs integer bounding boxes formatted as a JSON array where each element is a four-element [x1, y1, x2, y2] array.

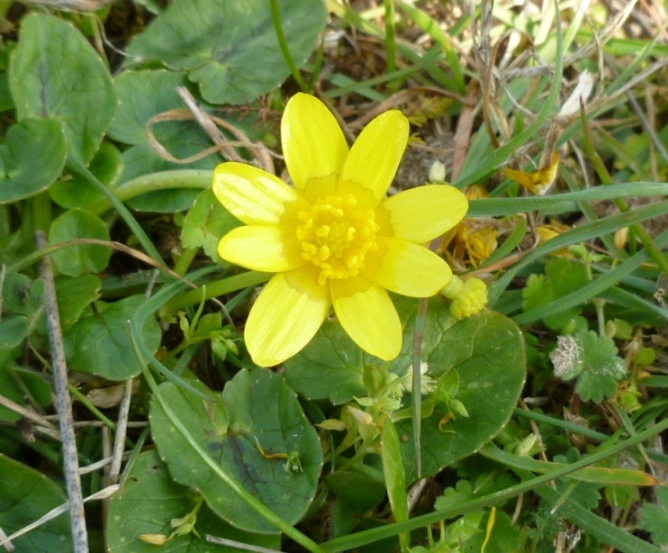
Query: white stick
[[36, 231, 88, 553]]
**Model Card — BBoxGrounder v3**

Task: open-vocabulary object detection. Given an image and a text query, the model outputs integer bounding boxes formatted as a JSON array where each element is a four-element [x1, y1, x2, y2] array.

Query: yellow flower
[[213, 94, 468, 367], [536, 221, 573, 258]]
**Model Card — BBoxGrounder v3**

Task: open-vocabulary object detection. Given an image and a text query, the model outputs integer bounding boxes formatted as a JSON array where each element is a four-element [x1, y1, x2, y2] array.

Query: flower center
[[296, 194, 379, 285]]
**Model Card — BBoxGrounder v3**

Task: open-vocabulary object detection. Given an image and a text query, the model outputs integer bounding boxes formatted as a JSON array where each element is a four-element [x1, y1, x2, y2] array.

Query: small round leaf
[[0, 118, 66, 204], [48, 209, 111, 277], [64, 295, 161, 380]]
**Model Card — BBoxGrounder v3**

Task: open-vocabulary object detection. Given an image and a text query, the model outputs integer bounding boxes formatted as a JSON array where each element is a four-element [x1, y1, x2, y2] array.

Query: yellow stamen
[[296, 194, 379, 285]]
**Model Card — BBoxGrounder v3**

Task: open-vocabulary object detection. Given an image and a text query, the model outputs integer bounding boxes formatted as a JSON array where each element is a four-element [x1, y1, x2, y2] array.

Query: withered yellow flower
[[213, 93, 468, 366]]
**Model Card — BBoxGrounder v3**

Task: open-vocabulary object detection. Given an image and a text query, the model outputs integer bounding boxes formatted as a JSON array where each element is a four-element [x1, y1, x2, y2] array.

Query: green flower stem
[[133, 328, 322, 553], [269, 0, 309, 92], [88, 170, 213, 217], [320, 415, 668, 552], [173, 247, 199, 277], [163, 270, 271, 313], [579, 106, 668, 279], [411, 297, 429, 478]]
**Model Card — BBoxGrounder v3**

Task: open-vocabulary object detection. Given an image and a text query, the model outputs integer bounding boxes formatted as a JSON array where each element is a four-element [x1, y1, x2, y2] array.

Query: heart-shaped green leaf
[[108, 69, 192, 146], [49, 142, 123, 210], [0, 454, 72, 552], [150, 370, 323, 534], [392, 298, 526, 482], [284, 320, 367, 405], [64, 295, 161, 380], [107, 450, 281, 552], [126, 0, 326, 105], [54, 274, 101, 331], [48, 209, 111, 277], [0, 118, 66, 204], [9, 13, 117, 163]]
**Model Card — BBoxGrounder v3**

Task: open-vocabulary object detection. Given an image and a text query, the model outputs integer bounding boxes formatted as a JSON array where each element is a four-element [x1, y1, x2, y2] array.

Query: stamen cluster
[[296, 194, 379, 285]]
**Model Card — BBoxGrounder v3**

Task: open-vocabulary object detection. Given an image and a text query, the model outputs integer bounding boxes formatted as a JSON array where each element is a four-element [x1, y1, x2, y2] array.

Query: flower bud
[[614, 227, 629, 250], [440, 274, 464, 299], [442, 277, 488, 320], [429, 160, 447, 183]]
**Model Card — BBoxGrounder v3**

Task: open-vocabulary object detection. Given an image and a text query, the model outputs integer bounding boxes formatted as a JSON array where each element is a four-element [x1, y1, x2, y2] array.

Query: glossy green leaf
[[0, 275, 45, 348], [149, 370, 323, 534], [324, 471, 386, 514], [9, 13, 117, 163], [0, 454, 72, 553], [49, 142, 123, 210], [284, 319, 367, 405], [64, 295, 161, 380], [0, 118, 66, 204], [126, 0, 326, 104], [0, 316, 30, 349], [181, 188, 242, 263], [108, 69, 268, 212], [0, 272, 33, 315], [108, 69, 192, 146], [54, 275, 101, 331], [107, 449, 280, 552], [393, 297, 526, 482], [48, 209, 111, 277]]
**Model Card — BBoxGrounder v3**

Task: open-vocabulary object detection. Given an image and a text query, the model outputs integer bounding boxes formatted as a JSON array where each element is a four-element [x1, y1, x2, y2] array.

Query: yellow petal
[[282, 93, 349, 190], [331, 276, 401, 360], [217, 226, 306, 272], [245, 265, 330, 367], [341, 110, 409, 199], [362, 237, 452, 297], [382, 185, 468, 243], [213, 162, 309, 225]]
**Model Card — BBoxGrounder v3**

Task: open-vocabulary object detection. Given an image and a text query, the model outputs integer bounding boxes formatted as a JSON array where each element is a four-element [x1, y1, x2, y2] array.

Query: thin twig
[[0, 485, 119, 550], [0, 394, 58, 431], [0, 525, 14, 552], [175, 86, 243, 162], [108, 380, 133, 484], [80, 454, 128, 475], [205, 534, 285, 553], [35, 231, 88, 553]]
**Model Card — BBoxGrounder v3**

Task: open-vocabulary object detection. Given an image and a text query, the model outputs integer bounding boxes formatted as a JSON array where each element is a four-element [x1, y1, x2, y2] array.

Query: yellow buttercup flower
[[213, 93, 468, 367]]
